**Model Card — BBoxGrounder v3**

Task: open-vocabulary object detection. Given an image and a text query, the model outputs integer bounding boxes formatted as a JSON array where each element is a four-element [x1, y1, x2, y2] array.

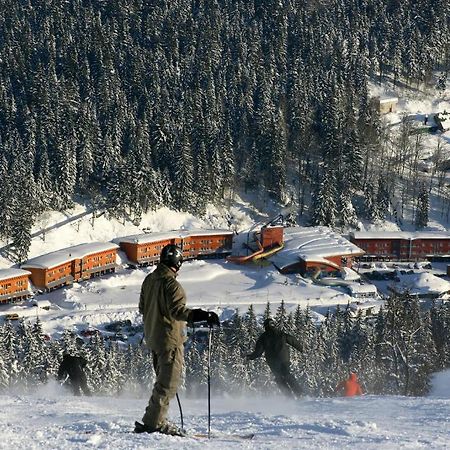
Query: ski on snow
[[134, 421, 254, 440]]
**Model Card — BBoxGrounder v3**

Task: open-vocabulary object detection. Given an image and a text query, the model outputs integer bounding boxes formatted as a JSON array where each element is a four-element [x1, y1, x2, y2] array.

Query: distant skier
[[246, 318, 303, 398], [335, 372, 363, 397], [58, 353, 91, 396]]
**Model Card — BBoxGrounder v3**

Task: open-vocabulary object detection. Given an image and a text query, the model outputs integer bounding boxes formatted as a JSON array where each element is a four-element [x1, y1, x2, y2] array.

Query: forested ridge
[[0, 295, 449, 397], [0, 0, 449, 262]]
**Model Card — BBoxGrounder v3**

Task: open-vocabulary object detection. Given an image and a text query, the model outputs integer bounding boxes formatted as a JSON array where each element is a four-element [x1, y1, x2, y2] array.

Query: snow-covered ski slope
[[1, 371, 449, 449]]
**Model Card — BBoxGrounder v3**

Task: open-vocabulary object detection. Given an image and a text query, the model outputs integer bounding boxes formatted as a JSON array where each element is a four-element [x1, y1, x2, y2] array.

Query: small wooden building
[[373, 96, 398, 114], [0, 268, 32, 303], [259, 225, 284, 248], [115, 229, 234, 266], [270, 227, 364, 275], [21, 242, 118, 291], [350, 231, 450, 261]]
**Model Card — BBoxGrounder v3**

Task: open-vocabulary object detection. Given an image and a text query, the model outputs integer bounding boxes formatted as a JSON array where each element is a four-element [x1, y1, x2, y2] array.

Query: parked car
[[80, 328, 100, 337], [5, 313, 19, 321], [104, 320, 132, 332], [32, 300, 51, 310], [107, 332, 128, 342]]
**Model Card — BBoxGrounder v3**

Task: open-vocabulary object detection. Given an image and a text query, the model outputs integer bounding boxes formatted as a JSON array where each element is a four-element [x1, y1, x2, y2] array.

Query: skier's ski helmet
[[160, 244, 184, 271]]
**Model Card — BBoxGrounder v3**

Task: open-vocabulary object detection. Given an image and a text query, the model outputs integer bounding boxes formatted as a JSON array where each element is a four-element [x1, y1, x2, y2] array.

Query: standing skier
[[58, 353, 91, 396], [246, 318, 303, 398], [135, 244, 220, 437], [335, 372, 363, 397]]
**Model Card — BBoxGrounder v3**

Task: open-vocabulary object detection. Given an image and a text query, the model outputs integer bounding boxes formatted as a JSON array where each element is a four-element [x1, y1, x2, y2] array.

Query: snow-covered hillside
[[0, 81, 449, 448], [1, 370, 449, 449], [368, 81, 450, 233]]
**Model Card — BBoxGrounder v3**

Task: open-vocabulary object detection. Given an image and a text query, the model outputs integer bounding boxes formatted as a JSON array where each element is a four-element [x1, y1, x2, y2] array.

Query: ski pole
[[207, 324, 213, 439], [176, 392, 184, 432], [60, 374, 69, 386]]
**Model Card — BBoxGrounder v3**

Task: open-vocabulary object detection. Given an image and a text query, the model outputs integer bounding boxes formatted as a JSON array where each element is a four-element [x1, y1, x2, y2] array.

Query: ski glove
[[190, 309, 220, 327]]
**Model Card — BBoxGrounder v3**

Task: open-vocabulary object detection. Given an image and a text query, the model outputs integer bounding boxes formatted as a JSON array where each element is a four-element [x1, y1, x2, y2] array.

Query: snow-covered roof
[[347, 284, 378, 294], [270, 227, 364, 270], [0, 268, 31, 281], [183, 228, 234, 238], [349, 300, 382, 313], [389, 271, 450, 295], [114, 229, 233, 245], [21, 242, 119, 270], [340, 267, 361, 281], [351, 231, 450, 240], [378, 97, 398, 104], [113, 231, 181, 244]]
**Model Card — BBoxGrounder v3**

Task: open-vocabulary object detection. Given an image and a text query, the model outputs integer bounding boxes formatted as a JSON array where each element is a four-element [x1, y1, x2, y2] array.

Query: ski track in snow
[[0, 387, 448, 450]]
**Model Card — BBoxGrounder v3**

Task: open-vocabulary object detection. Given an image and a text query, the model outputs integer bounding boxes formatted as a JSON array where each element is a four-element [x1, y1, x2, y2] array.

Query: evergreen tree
[[274, 300, 288, 331], [415, 184, 429, 229]]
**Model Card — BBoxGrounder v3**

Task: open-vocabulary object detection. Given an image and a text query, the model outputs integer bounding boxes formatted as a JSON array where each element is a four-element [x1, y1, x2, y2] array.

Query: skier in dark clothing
[[246, 318, 304, 398], [58, 353, 91, 396]]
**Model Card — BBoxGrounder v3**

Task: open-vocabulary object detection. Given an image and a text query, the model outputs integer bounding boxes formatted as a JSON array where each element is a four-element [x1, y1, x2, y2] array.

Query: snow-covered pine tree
[[318, 309, 343, 397], [415, 184, 429, 229], [210, 326, 229, 394], [104, 342, 126, 395], [0, 326, 10, 389], [86, 333, 108, 394], [28, 318, 52, 384], [430, 301, 450, 368], [184, 337, 205, 395], [310, 170, 338, 227], [410, 310, 439, 396], [227, 312, 251, 393], [263, 301, 272, 322], [274, 300, 288, 331]]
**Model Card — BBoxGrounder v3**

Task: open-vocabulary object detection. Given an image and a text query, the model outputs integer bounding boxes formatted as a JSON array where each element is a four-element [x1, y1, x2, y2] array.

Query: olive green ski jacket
[[139, 263, 192, 353]]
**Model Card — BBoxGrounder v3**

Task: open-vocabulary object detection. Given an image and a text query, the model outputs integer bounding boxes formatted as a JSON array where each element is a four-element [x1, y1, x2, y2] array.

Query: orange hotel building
[[114, 229, 234, 266], [0, 268, 32, 304], [21, 242, 119, 291]]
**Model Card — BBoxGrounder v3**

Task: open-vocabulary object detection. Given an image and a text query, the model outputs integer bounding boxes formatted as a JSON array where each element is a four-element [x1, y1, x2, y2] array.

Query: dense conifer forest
[[0, 296, 448, 397], [0, 0, 449, 261]]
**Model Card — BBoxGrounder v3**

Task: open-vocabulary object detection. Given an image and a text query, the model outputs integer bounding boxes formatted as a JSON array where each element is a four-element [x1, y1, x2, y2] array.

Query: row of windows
[[137, 237, 231, 253], [139, 244, 169, 253], [48, 267, 69, 277]]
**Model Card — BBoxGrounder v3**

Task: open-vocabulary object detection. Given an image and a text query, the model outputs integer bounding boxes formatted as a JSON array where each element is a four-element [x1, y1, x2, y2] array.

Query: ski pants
[[142, 346, 183, 428], [269, 361, 303, 398], [71, 375, 91, 396]]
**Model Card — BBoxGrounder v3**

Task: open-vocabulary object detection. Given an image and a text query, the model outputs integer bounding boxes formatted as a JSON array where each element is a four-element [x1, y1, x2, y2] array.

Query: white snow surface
[[0, 377, 449, 449]]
